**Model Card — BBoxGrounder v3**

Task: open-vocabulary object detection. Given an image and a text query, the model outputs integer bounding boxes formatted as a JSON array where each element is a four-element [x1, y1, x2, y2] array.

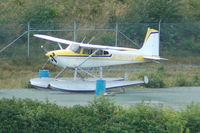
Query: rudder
[[139, 28, 159, 56]]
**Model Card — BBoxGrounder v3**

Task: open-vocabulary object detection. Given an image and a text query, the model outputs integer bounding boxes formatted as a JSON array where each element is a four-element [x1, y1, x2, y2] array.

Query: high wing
[[34, 34, 136, 51]]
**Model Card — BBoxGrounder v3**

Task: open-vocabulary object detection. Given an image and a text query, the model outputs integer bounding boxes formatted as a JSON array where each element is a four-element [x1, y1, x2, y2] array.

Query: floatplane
[[30, 28, 167, 92]]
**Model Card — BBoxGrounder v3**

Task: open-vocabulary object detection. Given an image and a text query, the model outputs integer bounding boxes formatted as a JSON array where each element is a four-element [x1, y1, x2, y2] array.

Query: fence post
[[115, 23, 118, 47], [73, 22, 77, 41], [27, 22, 30, 57]]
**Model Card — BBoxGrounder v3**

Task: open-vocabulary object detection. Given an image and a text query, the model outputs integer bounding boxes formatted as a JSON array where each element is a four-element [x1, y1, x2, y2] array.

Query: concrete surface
[[0, 87, 200, 110]]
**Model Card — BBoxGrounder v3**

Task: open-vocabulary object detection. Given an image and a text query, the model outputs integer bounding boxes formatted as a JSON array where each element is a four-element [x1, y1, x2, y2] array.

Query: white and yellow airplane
[[34, 28, 166, 68], [31, 28, 167, 92]]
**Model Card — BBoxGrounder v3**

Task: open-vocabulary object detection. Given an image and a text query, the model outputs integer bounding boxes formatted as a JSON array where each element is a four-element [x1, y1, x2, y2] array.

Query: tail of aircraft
[[139, 28, 159, 56], [138, 28, 167, 61]]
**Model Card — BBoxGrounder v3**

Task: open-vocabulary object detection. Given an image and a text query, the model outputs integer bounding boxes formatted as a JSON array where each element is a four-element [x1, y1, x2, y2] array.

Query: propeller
[[41, 45, 57, 63], [50, 52, 57, 63]]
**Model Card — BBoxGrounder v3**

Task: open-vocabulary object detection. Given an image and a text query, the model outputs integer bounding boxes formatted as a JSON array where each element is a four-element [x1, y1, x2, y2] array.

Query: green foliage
[[123, 103, 185, 133], [122, 0, 183, 23], [184, 0, 200, 22], [22, 1, 59, 30], [175, 74, 192, 87], [192, 74, 200, 86], [141, 66, 167, 88], [139, 65, 200, 88], [175, 73, 200, 86], [118, 0, 184, 47], [3, 97, 200, 132], [181, 103, 200, 133], [1, 0, 200, 56]]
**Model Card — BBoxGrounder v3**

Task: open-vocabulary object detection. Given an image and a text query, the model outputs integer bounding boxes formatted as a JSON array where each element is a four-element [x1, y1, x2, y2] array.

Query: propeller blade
[[50, 55, 57, 63]]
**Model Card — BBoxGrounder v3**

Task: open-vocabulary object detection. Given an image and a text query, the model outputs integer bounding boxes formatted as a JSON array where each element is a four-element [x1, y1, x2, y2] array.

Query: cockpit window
[[95, 50, 103, 56], [83, 49, 93, 54], [82, 48, 109, 56]]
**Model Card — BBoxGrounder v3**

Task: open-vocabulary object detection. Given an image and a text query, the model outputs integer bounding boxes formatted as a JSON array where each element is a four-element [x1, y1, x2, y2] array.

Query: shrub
[[181, 103, 200, 133], [146, 73, 166, 88], [121, 104, 185, 133], [192, 75, 200, 86], [0, 98, 73, 133], [1, 97, 200, 132], [175, 74, 191, 87], [140, 66, 167, 88]]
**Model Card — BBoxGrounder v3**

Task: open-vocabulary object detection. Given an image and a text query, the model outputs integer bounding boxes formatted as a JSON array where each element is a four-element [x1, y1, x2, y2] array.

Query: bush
[[0, 98, 73, 133], [141, 66, 167, 88], [192, 75, 200, 86], [181, 103, 200, 133], [1, 97, 200, 132], [121, 103, 185, 133], [175, 74, 191, 87]]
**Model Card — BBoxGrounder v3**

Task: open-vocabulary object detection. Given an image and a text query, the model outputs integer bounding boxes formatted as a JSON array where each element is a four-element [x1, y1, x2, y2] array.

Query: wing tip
[[33, 34, 44, 38]]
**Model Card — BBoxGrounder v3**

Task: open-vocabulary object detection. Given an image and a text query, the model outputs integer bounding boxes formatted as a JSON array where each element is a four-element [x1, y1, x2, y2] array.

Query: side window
[[95, 50, 110, 56], [83, 49, 93, 55], [82, 49, 109, 56], [95, 50, 103, 56], [103, 51, 109, 55]]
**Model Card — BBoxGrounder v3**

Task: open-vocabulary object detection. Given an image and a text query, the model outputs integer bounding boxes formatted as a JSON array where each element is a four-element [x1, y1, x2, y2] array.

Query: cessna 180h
[[30, 28, 167, 92]]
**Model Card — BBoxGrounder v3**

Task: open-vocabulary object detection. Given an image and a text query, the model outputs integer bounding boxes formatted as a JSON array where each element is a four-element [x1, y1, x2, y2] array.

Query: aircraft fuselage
[[46, 48, 149, 68]]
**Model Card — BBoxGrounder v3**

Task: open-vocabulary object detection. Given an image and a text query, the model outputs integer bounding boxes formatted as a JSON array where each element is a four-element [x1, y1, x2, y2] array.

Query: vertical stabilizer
[[139, 28, 159, 56]]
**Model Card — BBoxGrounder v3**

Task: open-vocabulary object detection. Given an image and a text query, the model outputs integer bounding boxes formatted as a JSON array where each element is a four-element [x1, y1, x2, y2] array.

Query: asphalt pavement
[[0, 87, 200, 110]]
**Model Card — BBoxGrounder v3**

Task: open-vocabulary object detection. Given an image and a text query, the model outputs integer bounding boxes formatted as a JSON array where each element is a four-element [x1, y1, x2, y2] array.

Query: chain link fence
[[0, 22, 200, 58]]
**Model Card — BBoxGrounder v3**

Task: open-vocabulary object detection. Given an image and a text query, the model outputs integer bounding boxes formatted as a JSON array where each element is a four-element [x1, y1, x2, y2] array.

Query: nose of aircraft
[[45, 51, 55, 57], [45, 52, 51, 57], [45, 51, 57, 63]]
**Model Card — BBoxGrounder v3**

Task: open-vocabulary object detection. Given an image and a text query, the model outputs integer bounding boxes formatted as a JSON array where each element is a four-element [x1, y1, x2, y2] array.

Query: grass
[[0, 56, 200, 89]]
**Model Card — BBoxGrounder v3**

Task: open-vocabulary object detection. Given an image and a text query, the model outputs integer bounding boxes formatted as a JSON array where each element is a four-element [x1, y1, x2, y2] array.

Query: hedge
[[0, 97, 200, 133]]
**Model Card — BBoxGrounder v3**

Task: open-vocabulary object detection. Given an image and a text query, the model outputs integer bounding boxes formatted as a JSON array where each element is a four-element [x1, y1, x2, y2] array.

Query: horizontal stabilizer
[[143, 56, 168, 61]]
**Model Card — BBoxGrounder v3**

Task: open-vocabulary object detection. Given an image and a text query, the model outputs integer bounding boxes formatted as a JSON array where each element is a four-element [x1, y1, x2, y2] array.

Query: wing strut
[[55, 49, 100, 80], [55, 67, 69, 79], [76, 49, 99, 68]]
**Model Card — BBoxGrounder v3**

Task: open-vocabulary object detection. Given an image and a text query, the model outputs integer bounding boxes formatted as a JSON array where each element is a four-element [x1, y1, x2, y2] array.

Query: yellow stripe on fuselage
[[47, 49, 149, 62]]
